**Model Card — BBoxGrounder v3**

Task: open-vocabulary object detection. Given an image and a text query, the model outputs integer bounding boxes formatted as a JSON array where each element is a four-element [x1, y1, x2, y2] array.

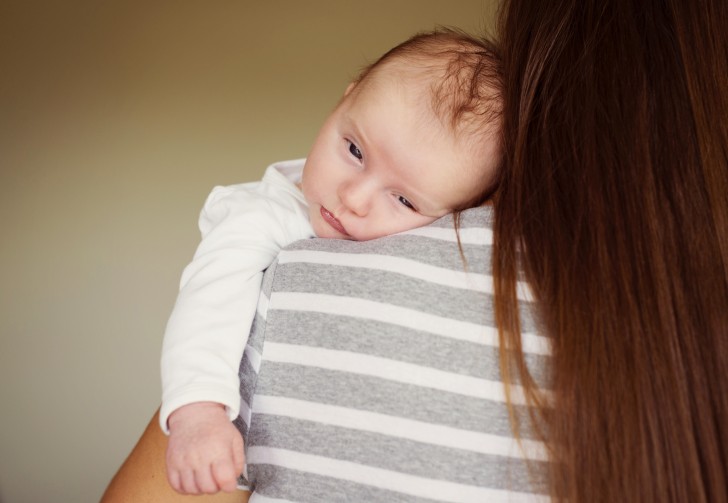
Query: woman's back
[[239, 206, 551, 501]]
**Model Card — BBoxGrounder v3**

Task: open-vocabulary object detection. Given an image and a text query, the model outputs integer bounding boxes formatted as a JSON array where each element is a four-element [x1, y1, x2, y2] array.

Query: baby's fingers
[[179, 469, 201, 494], [196, 465, 221, 494], [167, 468, 183, 494], [232, 432, 245, 475], [166, 457, 219, 494], [212, 458, 240, 493]]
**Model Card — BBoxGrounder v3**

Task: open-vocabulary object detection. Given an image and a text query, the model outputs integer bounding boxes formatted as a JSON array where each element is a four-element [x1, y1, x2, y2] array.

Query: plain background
[[0, 1, 498, 501]]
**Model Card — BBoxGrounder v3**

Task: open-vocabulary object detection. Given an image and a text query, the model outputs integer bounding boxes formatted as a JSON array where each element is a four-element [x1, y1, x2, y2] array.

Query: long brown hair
[[492, 0, 728, 500]]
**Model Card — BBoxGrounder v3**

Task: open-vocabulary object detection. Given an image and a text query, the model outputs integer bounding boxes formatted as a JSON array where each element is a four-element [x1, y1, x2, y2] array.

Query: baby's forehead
[[353, 64, 501, 175], [355, 59, 452, 119], [359, 52, 502, 139]]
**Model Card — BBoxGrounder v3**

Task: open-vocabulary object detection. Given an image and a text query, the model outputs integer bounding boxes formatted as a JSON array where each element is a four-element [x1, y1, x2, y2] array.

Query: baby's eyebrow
[[341, 113, 363, 137], [384, 160, 447, 216], [403, 185, 447, 217], [341, 114, 374, 155]]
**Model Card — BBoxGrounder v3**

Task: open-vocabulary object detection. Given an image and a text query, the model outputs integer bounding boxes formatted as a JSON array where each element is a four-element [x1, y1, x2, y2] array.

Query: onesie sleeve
[[159, 175, 312, 433]]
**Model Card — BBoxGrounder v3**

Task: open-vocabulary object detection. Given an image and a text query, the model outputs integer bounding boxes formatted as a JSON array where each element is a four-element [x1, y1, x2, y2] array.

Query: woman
[[102, 0, 728, 501]]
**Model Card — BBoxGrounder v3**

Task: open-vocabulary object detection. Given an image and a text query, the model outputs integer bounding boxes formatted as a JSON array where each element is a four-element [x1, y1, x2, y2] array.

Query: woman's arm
[[100, 409, 251, 503]]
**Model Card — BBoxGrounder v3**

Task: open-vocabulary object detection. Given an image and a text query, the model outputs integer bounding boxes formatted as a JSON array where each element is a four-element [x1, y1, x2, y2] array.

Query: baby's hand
[[165, 402, 245, 494]]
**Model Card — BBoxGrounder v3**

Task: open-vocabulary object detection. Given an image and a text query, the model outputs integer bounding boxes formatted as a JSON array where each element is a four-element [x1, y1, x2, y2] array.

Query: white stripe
[[401, 225, 493, 245], [253, 395, 548, 461], [270, 292, 551, 356], [280, 250, 489, 292], [244, 344, 263, 374], [256, 291, 269, 320], [248, 494, 294, 503], [247, 446, 548, 503], [239, 344, 263, 429], [277, 249, 534, 301], [239, 399, 252, 429], [264, 342, 537, 405]]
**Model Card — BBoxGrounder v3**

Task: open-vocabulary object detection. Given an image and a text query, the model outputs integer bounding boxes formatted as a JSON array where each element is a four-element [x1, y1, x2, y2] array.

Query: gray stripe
[[454, 206, 495, 228], [264, 310, 549, 387], [237, 353, 257, 416], [285, 236, 493, 274], [247, 414, 548, 489], [272, 262, 493, 323], [255, 363, 540, 440], [248, 464, 440, 503], [272, 261, 543, 334], [237, 310, 267, 416]]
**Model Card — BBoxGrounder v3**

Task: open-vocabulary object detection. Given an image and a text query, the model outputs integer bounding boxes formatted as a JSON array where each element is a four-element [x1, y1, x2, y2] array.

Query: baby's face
[[301, 72, 499, 241]]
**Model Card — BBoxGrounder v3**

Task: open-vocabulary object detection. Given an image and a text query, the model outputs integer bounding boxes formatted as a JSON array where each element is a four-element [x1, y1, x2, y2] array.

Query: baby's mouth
[[320, 206, 350, 236]]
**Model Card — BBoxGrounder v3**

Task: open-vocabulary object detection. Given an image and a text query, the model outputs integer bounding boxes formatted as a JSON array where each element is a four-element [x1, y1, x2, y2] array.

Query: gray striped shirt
[[236, 206, 550, 502]]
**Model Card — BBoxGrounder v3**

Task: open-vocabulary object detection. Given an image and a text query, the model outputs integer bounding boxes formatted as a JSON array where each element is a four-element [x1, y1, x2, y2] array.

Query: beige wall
[[0, 1, 497, 501]]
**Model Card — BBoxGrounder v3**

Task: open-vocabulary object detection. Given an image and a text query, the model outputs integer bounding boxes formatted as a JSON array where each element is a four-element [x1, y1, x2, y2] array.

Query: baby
[[161, 29, 502, 494]]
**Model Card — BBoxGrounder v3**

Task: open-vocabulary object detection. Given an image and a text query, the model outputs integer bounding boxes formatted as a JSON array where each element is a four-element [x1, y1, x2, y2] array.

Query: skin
[[100, 409, 250, 503], [166, 402, 243, 494], [302, 73, 499, 240], [164, 65, 501, 495]]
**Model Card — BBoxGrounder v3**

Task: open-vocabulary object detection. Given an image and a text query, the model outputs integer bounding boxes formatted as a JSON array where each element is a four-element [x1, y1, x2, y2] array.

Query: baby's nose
[[338, 177, 373, 217]]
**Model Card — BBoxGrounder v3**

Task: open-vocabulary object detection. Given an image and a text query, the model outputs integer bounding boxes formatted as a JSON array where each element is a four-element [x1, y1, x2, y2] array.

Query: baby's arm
[[160, 183, 273, 433], [160, 169, 313, 494]]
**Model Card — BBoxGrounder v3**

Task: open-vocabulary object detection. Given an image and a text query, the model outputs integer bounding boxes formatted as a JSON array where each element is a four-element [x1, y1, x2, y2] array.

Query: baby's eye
[[397, 195, 416, 211], [347, 140, 363, 161]]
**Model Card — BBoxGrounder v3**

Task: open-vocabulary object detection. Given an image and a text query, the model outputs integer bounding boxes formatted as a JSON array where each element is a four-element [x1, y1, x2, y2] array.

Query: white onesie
[[159, 159, 313, 432]]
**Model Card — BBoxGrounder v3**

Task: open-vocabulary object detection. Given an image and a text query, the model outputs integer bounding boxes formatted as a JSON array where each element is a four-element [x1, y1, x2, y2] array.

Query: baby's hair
[[354, 28, 503, 140]]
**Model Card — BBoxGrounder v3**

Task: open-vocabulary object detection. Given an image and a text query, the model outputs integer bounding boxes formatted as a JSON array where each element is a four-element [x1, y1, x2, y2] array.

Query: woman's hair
[[493, 0, 728, 501]]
